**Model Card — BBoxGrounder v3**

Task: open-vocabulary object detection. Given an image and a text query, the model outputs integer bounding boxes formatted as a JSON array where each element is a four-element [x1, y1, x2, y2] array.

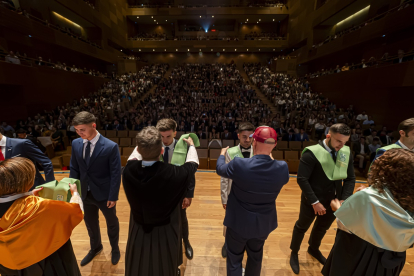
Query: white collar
[[0, 135, 6, 147], [142, 160, 157, 167], [399, 140, 414, 151], [83, 131, 100, 145], [323, 139, 332, 153]]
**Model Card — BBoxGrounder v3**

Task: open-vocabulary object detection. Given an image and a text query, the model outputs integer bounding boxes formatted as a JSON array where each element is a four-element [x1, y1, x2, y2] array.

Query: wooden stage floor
[[54, 172, 414, 276]]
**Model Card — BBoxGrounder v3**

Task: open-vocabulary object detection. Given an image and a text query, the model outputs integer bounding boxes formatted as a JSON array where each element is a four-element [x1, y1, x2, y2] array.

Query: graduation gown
[[0, 197, 82, 276], [122, 160, 198, 276]]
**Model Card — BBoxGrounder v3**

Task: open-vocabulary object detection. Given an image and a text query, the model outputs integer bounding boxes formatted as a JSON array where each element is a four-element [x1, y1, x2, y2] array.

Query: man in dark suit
[[283, 129, 297, 141], [289, 123, 356, 274], [187, 121, 198, 133], [0, 133, 54, 189], [221, 129, 233, 140], [113, 120, 125, 131], [295, 128, 309, 142], [70, 112, 122, 266], [197, 128, 207, 140], [216, 126, 289, 275], [353, 136, 370, 172]]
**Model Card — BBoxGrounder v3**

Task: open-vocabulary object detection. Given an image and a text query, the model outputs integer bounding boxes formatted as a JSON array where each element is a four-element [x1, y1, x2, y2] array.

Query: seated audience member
[[356, 111, 368, 122], [363, 116, 374, 125], [368, 138, 381, 162], [365, 130, 379, 145], [393, 49, 408, 64], [314, 120, 326, 139], [296, 128, 310, 142], [354, 136, 370, 172], [323, 149, 414, 276], [1, 121, 15, 137], [380, 130, 393, 146], [5, 51, 20, 64], [197, 128, 207, 140], [0, 157, 83, 275], [282, 129, 297, 141], [50, 126, 64, 150], [113, 120, 125, 131], [351, 129, 362, 145], [221, 129, 232, 140]]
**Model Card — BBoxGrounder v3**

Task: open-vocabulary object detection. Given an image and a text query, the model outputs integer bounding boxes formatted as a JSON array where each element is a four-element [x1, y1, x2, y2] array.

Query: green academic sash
[[335, 186, 414, 252], [36, 178, 81, 202], [227, 145, 253, 160], [303, 144, 350, 181], [376, 143, 402, 154], [160, 133, 200, 166]]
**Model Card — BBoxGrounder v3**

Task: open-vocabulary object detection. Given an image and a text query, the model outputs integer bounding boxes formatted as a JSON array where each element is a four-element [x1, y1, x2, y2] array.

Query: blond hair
[[0, 157, 36, 196]]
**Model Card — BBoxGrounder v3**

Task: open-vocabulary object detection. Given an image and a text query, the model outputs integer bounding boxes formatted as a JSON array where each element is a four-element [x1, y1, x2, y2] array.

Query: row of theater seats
[[58, 142, 316, 173]]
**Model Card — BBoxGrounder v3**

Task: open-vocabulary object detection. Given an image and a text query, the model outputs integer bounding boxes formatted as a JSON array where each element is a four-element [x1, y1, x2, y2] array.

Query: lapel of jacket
[[79, 139, 85, 164], [5, 138, 13, 159], [88, 135, 105, 168]]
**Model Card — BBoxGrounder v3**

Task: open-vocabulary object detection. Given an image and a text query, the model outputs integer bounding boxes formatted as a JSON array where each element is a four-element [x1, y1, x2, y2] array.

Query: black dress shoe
[[80, 244, 103, 266], [307, 247, 326, 265], [184, 240, 194, 260], [290, 252, 300, 274], [221, 244, 227, 258], [111, 250, 121, 265]]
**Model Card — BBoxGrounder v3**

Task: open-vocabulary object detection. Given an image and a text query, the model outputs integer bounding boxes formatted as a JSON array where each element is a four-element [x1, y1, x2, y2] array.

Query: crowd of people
[[304, 48, 414, 79], [244, 32, 285, 40], [1, 49, 109, 77]]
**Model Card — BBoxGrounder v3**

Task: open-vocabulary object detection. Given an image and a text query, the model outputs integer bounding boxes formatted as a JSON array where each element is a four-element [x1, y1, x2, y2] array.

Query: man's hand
[[330, 199, 341, 211], [312, 202, 326, 215], [220, 146, 229, 156], [107, 201, 117, 208], [356, 185, 367, 192], [223, 204, 227, 210], [32, 187, 43, 197], [182, 198, 192, 209], [183, 137, 194, 146]]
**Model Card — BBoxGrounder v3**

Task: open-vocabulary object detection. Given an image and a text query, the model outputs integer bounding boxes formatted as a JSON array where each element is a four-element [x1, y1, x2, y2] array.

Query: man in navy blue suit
[[69, 112, 122, 266], [296, 128, 310, 142], [0, 132, 54, 189], [216, 126, 289, 275]]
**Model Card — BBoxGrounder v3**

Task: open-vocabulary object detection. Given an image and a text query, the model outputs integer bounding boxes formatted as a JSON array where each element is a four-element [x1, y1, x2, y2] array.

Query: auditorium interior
[[1, 0, 414, 275]]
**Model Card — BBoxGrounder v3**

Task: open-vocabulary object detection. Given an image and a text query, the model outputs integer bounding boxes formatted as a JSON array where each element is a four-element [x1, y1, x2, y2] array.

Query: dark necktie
[[164, 147, 169, 163], [331, 150, 337, 163], [84, 141, 91, 166], [331, 150, 342, 199]]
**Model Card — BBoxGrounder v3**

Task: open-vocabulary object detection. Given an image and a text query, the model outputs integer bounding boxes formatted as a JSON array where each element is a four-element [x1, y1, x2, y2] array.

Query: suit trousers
[[290, 199, 336, 253], [226, 227, 268, 276], [84, 191, 120, 252], [181, 207, 189, 242]]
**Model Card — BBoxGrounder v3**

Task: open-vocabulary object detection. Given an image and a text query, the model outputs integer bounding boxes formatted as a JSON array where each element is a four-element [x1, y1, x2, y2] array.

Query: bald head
[[253, 138, 276, 155]]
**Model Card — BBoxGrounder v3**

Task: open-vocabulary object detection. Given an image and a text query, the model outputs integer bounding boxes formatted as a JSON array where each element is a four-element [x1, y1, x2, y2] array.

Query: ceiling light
[[235, 49, 237, 51], [153, 49, 155, 51], [164, 49, 166, 51], [259, 19, 261, 21], [259, 49, 261, 51], [247, 49, 249, 51], [200, 16, 201, 18], [137, 16, 139, 18], [257, 22, 259, 24], [199, 49, 201, 51], [273, 19, 275, 21], [166, 20, 167, 21], [188, 49, 190, 51], [120, 49, 122, 51], [247, 19, 249, 21], [139, 49, 141, 51], [273, 49, 275, 51], [212, 15, 214, 18], [223, 49, 225, 51], [176, 49, 178, 51], [151, 16, 153, 18], [154, 20, 156, 21], [211, 49, 213, 51]]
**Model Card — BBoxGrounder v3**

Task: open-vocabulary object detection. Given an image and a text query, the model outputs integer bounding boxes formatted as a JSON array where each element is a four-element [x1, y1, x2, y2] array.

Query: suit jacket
[[297, 141, 356, 205], [353, 143, 370, 156], [295, 133, 309, 142], [216, 155, 289, 238], [197, 132, 207, 140], [282, 133, 296, 141], [69, 135, 121, 201], [4, 138, 54, 189], [221, 132, 232, 140]]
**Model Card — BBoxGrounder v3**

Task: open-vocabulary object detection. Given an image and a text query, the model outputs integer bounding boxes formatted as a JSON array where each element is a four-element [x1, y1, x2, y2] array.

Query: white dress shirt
[[0, 135, 7, 158], [83, 132, 101, 158], [163, 139, 176, 164]]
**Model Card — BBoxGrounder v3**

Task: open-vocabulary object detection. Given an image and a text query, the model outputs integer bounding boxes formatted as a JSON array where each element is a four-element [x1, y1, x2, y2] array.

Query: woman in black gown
[[0, 157, 83, 276], [322, 149, 414, 276]]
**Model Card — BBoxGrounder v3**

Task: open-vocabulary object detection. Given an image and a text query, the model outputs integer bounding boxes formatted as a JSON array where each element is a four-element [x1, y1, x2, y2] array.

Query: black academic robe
[[0, 201, 80, 276], [122, 160, 198, 276]]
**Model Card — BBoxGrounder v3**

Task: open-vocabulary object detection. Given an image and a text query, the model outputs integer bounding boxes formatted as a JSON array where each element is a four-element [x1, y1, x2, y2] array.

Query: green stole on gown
[[303, 144, 350, 181], [335, 186, 414, 252], [160, 133, 200, 165], [227, 145, 253, 160]]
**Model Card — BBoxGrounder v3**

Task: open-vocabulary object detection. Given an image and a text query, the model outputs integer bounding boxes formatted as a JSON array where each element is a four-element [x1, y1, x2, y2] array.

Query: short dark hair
[[238, 122, 255, 133], [373, 137, 380, 142], [398, 118, 414, 136], [136, 127, 162, 160], [156, 118, 177, 132], [329, 123, 351, 136], [16, 128, 27, 134], [72, 111, 96, 126]]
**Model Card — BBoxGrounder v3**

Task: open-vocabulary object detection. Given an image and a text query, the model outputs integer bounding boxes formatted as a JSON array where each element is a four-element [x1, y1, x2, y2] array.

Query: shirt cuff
[[185, 145, 199, 165], [312, 200, 319, 205]]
